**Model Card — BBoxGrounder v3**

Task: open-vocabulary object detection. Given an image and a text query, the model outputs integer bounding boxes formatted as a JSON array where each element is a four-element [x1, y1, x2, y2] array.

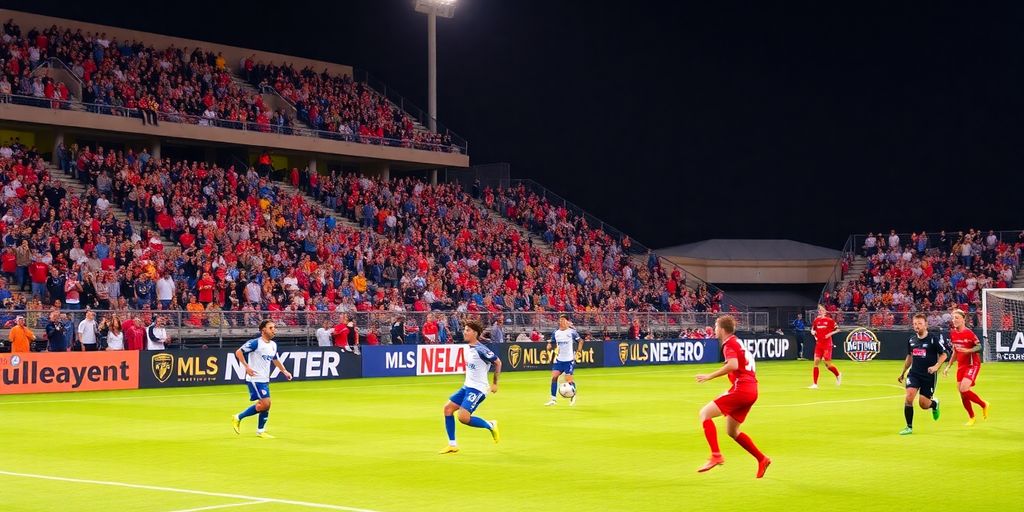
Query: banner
[[735, 332, 797, 361], [0, 351, 140, 394], [992, 330, 1024, 361], [494, 341, 604, 371], [139, 348, 362, 389], [362, 345, 418, 377], [604, 339, 720, 367], [417, 344, 467, 376]]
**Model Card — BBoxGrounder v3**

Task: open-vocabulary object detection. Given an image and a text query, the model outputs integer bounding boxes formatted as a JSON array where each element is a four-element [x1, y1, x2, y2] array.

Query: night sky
[[8, 1, 1024, 249]]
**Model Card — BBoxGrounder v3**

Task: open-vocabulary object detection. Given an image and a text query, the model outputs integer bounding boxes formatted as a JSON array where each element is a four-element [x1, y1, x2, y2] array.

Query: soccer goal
[[982, 288, 1024, 362]]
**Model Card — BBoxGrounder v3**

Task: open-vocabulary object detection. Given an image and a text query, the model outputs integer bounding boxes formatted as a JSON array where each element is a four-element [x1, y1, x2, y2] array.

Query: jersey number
[[741, 345, 756, 372]]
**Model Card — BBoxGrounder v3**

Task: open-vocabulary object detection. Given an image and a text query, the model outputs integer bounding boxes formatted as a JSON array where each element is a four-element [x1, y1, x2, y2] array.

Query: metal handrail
[[352, 68, 468, 151], [0, 92, 466, 154], [5, 309, 770, 348]]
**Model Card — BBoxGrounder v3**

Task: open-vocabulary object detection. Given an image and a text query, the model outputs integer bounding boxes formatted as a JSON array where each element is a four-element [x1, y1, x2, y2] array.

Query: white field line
[[759, 394, 905, 408], [167, 500, 270, 512], [0, 470, 381, 512]]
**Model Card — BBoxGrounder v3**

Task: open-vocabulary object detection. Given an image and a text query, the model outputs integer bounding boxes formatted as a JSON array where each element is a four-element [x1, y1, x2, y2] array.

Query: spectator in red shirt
[[197, 272, 216, 306]]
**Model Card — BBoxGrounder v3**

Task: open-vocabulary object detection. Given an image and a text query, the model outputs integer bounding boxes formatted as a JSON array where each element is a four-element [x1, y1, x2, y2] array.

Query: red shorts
[[956, 365, 980, 386], [813, 342, 833, 360], [714, 387, 758, 423]]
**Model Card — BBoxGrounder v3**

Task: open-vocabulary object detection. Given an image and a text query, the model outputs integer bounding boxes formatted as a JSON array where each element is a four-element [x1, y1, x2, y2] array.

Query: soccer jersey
[[907, 332, 949, 375], [463, 343, 498, 393], [721, 335, 757, 390], [949, 328, 981, 367], [811, 316, 837, 344], [240, 338, 279, 383], [552, 328, 581, 362]]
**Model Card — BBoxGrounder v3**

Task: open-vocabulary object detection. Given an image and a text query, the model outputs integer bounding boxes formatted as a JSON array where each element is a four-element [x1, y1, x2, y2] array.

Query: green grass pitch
[[1, 361, 1021, 511]]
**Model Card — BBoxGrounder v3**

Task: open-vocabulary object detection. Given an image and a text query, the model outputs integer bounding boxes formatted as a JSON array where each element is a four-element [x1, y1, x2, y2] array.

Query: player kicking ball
[[545, 315, 582, 406], [231, 320, 293, 438], [897, 313, 948, 435], [440, 320, 501, 454], [695, 315, 771, 478]]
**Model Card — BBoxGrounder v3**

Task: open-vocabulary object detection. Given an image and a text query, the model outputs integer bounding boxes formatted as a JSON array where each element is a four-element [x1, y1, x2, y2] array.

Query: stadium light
[[413, 0, 457, 132]]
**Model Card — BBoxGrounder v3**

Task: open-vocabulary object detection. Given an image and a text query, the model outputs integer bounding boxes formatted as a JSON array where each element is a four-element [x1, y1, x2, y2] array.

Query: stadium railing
[[9, 309, 769, 348], [805, 308, 983, 329], [0, 92, 467, 154]]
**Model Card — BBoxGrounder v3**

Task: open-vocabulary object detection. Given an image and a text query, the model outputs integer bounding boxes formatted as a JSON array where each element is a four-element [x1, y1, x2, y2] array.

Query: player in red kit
[[942, 309, 989, 425], [808, 305, 842, 388], [695, 315, 771, 478]]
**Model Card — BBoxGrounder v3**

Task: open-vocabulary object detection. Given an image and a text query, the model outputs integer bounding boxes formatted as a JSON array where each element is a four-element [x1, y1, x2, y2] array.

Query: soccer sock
[[444, 415, 456, 442], [828, 366, 840, 377], [702, 419, 720, 455], [929, 399, 937, 410], [257, 411, 269, 431], [965, 390, 986, 407], [813, 367, 820, 384], [735, 433, 765, 461], [467, 416, 492, 430], [904, 404, 914, 427], [550, 379, 558, 398], [960, 392, 975, 418], [238, 404, 258, 420]]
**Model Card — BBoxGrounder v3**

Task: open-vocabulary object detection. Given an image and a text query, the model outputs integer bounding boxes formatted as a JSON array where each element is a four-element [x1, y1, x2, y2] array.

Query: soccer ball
[[558, 381, 576, 398]]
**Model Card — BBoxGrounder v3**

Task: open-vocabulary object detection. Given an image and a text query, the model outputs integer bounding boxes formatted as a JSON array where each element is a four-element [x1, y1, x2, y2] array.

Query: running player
[[545, 315, 582, 406], [942, 309, 989, 425], [695, 315, 771, 478], [231, 320, 293, 438], [897, 313, 949, 435], [808, 305, 842, 388], [440, 320, 501, 454]]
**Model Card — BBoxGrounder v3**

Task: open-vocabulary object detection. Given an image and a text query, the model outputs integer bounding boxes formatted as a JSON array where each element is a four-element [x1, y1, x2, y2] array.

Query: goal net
[[982, 288, 1024, 362]]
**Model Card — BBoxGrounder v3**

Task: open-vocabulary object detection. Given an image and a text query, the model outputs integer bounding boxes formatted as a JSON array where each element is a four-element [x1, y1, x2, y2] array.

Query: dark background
[[7, 1, 1023, 249]]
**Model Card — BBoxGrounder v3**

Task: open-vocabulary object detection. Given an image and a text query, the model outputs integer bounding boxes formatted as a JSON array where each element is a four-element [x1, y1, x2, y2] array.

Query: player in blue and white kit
[[440, 320, 502, 454], [545, 315, 583, 406], [231, 320, 292, 438]]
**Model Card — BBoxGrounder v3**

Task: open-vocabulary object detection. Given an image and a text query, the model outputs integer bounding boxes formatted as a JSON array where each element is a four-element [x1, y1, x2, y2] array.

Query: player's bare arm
[[927, 352, 947, 375], [897, 355, 912, 383], [696, 358, 738, 383], [273, 358, 293, 380], [235, 348, 256, 376], [490, 358, 501, 393]]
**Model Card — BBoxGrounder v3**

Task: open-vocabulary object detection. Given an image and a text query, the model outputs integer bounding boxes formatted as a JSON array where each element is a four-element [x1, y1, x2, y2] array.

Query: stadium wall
[[667, 257, 837, 284]]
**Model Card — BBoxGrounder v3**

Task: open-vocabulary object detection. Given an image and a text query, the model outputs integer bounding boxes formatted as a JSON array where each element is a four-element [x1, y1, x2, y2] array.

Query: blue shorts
[[552, 360, 575, 375], [449, 386, 487, 413], [247, 381, 270, 401]]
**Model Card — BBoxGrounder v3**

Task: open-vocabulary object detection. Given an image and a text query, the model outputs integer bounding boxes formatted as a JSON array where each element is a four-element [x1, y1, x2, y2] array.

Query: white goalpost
[[981, 288, 1024, 362]]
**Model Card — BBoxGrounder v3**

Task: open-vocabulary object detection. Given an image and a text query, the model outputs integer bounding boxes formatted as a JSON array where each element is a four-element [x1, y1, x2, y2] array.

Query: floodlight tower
[[414, 0, 456, 132]]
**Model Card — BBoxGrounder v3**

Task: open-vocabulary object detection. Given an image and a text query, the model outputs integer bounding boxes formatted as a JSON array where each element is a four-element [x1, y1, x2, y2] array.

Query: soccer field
[[1, 361, 1021, 512]]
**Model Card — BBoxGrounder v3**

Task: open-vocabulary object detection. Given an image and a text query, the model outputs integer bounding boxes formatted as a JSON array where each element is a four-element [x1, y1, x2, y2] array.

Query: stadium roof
[[657, 239, 841, 261]]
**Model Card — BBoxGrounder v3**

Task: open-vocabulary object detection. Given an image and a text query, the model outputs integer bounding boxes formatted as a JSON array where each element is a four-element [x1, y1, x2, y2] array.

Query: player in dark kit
[[897, 313, 950, 435]]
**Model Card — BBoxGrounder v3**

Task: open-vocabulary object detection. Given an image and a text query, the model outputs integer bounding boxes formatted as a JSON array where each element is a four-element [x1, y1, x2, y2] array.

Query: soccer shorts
[[552, 360, 575, 375], [247, 381, 270, 401], [449, 386, 487, 413], [905, 373, 936, 398], [714, 387, 758, 423], [813, 342, 833, 360], [956, 365, 980, 387]]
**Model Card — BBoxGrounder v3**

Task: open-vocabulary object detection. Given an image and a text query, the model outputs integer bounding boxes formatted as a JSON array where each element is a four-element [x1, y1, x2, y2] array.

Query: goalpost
[[981, 288, 1024, 362]]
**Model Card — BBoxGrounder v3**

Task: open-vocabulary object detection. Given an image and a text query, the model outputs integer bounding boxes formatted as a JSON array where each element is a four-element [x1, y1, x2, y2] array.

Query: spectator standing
[[8, 315, 35, 352], [146, 316, 170, 350], [77, 310, 99, 351]]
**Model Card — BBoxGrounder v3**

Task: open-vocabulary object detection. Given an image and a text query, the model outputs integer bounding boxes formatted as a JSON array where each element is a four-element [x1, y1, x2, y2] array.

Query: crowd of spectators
[[1, 20, 74, 109], [821, 229, 1023, 327]]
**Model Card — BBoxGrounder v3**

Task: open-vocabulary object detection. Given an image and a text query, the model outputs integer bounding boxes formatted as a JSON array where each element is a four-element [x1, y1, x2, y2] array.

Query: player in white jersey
[[231, 320, 292, 438], [440, 320, 502, 454], [545, 315, 583, 406]]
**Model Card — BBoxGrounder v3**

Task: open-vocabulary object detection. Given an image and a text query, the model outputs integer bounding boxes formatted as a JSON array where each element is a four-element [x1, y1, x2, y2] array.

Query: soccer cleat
[[256, 432, 275, 439], [544, 398, 557, 406], [697, 455, 725, 473], [231, 416, 240, 435], [489, 420, 500, 443], [807, 384, 819, 389], [570, 394, 577, 407], [965, 417, 976, 427], [899, 427, 913, 435], [835, 373, 842, 386], [439, 445, 459, 454], [982, 402, 990, 420], [931, 399, 940, 421], [756, 457, 772, 479]]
